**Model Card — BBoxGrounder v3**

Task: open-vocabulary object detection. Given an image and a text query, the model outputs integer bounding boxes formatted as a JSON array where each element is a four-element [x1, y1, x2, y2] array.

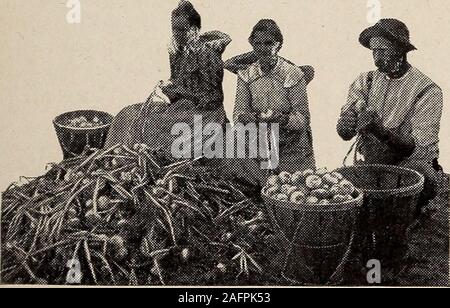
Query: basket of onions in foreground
[[261, 168, 363, 285]]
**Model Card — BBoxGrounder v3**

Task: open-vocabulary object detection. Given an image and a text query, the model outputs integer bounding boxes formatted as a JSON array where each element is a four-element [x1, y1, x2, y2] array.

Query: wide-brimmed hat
[[359, 18, 417, 52]]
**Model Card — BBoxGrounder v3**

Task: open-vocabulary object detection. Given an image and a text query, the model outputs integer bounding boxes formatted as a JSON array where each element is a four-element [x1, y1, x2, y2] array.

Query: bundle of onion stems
[[1, 144, 281, 285]]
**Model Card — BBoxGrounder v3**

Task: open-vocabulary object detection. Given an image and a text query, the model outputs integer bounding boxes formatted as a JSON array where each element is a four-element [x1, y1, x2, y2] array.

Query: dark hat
[[359, 18, 417, 52]]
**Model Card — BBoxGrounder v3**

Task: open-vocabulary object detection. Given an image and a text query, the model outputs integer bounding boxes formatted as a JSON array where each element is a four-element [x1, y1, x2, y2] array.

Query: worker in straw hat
[[336, 18, 444, 214]]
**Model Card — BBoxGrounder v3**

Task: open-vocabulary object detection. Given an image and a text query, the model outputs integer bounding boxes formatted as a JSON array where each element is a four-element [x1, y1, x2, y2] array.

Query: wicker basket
[[53, 110, 114, 159], [262, 190, 363, 285], [337, 165, 425, 272]]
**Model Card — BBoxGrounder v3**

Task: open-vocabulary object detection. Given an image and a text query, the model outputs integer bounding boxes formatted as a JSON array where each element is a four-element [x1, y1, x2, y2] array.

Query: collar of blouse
[[255, 57, 283, 76]]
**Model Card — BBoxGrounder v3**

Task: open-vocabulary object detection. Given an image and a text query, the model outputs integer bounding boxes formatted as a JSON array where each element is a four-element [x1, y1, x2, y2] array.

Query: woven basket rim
[[53, 110, 114, 131], [262, 188, 364, 212], [337, 164, 425, 197]]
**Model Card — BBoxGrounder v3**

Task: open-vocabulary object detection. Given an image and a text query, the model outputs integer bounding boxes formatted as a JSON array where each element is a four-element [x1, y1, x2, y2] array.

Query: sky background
[[1, 0, 449, 190]]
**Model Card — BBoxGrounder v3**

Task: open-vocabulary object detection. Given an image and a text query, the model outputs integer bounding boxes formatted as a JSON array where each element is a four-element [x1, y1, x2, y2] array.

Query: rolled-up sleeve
[[410, 86, 443, 159], [201, 31, 232, 54]]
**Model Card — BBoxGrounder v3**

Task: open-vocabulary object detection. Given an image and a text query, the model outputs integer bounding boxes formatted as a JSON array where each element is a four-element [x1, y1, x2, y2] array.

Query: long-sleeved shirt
[[342, 66, 443, 162], [233, 57, 316, 175], [168, 31, 231, 110], [105, 32, 231, 152], [233, 57, 311, 131]]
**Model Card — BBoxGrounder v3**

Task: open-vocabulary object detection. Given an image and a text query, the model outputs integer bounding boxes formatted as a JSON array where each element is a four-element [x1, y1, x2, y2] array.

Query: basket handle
[[281, 213, 317, 285], [263, 205, 316, 283], [326, 230, 356, 285], [343, 135, 362, 167]]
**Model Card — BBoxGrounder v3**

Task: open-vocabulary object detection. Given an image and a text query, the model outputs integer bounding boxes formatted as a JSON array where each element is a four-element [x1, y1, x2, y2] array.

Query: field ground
[[398, 172, 449, 286]]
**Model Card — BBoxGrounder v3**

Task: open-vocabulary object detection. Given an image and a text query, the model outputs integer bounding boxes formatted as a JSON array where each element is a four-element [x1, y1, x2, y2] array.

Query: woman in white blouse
[[226, 19, 316, 184]]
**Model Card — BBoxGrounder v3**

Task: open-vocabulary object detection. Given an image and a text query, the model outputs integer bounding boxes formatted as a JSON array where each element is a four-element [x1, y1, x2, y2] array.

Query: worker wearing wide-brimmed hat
[[337, 19, 444, 213]]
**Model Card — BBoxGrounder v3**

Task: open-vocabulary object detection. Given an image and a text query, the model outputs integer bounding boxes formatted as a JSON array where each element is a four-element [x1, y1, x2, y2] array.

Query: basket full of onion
[[53, 110, 114, 159], [261, 168, 363, 285]]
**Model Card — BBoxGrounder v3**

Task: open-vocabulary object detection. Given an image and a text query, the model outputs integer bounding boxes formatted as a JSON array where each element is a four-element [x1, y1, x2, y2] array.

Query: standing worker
[[226, 19, 316, 185], [337, 18, 444, 213]]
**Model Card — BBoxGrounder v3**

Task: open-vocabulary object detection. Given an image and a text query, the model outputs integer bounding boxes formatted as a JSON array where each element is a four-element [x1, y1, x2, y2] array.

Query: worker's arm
[[358, 111, 416, 158], [337, 73, 371, 141], [224, 52, 259, 74]]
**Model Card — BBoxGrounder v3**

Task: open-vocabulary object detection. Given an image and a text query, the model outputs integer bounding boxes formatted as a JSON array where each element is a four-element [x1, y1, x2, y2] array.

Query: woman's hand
[[160, 80, 174, 88], [161, 83, 198, 102], [270, 112, 289, 127], [260, 110, 289, 127], [160, 83, 179, 101], [224, 52, 259, 74], [202, 31, 232, 53]]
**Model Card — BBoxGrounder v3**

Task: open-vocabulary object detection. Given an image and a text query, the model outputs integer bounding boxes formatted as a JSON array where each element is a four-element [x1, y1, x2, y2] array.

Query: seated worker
[[105, 1, 231, 154]]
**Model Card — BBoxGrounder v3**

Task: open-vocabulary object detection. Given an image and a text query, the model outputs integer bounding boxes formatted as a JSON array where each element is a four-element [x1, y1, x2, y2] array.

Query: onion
[[339, 180, 355, 195], [318, 199, 331, 205], [310, 189, 330, 199], [97, 196, 110, 211], [265, 185, 280, 197], [291, 171, 305, 186], [290, 191, 306, 204], [181, 248, 190, 262], [85, 210, 102, 226], [331, 172, 344, 181], [266, 175, 280, 187], [330, 185, 345, 196], [332, 195, 348, 203], [278, 172, 292, 184], [315, 168, 329, 176], [306, 196, 319, 205], [305, 175, 323, 190], [217, 263, 227, 274], [323, 174, 340, 185], [302, 169, 315, 177], [275, 194, 289, 202]]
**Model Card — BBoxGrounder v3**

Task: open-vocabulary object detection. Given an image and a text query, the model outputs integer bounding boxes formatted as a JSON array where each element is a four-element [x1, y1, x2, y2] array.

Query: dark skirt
[[105, 101, 228, 155], [222, 129, 316, 186]]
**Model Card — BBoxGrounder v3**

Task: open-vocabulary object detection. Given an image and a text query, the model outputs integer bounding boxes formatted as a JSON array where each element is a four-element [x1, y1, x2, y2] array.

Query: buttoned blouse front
[[233, 57, 310, 131]]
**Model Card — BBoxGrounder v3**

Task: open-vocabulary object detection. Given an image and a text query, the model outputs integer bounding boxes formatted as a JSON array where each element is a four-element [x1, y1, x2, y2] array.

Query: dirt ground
[[397, 172, 449, 286]]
